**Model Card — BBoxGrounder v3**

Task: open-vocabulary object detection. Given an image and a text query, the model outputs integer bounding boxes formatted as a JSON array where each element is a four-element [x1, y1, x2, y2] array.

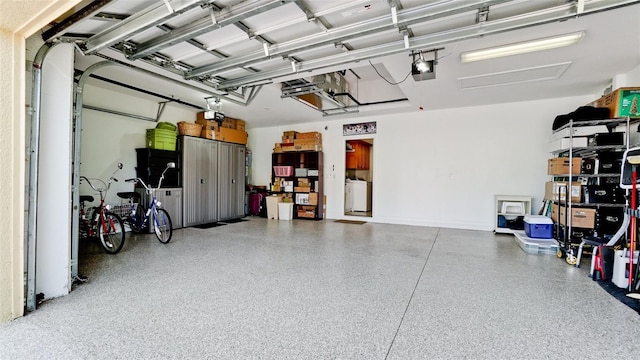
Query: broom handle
[[631, 166, 637, 291]]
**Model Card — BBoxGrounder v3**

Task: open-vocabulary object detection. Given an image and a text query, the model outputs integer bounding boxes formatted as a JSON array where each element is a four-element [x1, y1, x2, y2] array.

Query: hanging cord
[[369, 60, 412, 85]]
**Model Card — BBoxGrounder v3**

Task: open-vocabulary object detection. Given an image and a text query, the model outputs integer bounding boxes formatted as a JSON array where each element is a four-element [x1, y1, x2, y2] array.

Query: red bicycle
[[79, 163, 125, 254]]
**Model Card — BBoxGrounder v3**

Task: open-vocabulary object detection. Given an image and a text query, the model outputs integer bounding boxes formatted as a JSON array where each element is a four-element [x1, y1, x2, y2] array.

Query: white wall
[[80, 83, 198, 206], [622, 64, 640, 86], [36, 43, 74, 299], [248, 95, 593, 230]]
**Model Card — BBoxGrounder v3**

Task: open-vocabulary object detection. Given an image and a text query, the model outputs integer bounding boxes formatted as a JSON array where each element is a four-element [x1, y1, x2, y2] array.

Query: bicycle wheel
[[128, 204, 147, 233], [98, 211, 125, 254], [153, 208, 172, 244]]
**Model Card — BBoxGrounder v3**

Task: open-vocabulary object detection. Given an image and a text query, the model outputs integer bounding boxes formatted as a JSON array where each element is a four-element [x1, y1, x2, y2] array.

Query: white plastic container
[[278, 203, 293, 220], [612, 250, 639, 288], [266, 196, 279, 219]]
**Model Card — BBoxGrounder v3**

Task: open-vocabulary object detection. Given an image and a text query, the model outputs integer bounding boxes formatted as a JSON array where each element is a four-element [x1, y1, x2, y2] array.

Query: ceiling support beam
[[185, 0, 511, 79], [83, 0, 207, 55], [41, 0, 113, 42], [128, 0, 292, 60], [217, 0, 640, 90]]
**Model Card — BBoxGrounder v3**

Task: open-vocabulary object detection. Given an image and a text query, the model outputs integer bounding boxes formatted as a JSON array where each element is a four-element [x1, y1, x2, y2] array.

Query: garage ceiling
[[33, 0, 640, 128]]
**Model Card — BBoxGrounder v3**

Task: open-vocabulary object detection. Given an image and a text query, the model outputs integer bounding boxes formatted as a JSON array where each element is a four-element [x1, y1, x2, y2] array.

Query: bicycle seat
[[80, 195, 94, 203], [117, 192, 141, 202]]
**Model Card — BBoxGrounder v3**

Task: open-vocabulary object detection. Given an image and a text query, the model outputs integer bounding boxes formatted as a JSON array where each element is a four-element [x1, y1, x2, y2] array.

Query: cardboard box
[[282, 131, 297, 141], [297, 93, 322, 109], [282, 144, 323, 152], [294, 138, 322, 146], [596, 87, 640, 118], [559, 206, 596, 229], [220, 117, 245, 130], [294, 186, 311, 193], [201, 128, 215, 139], [551, 203, 559, 223], [217, 127, 248, 145], [295, 193, 310, 205], [274, 143, 283, 153], [548, 157, 582, 175], [296, 131, 322, 140], [544, 181, 582, 203], [309, 192, 318, 205], [221, 118, 236, 129], [196, 118, 218, 131], [297, 205, 316, 218]]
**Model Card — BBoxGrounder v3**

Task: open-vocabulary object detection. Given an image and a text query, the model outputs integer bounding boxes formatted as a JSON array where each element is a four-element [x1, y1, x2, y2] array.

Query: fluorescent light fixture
[[263, 42, 269, 56], [460, 31, 585, 63], [391, 6, 398, 25], [404, 34, 409, 49]]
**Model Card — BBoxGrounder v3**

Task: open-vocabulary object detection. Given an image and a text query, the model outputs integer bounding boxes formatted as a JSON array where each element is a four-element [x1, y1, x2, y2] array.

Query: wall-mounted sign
[[343, 121, 376, 136]]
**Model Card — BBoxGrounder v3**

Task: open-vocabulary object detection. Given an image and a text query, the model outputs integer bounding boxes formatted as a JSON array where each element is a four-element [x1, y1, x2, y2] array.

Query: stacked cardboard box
[[588, 87, 640, 118], [196, 112, 248, 145], [274, 131, 323, 153]]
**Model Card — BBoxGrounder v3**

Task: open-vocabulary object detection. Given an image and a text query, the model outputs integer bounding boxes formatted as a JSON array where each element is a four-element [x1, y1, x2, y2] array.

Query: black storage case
[[581, 158, 596, 174], [587, 132, 624, 147], [135, 148, 181, 188], [554, 224, 594, 243], [597, 151, 624, 174], [595, 207, 625, 236], [582, 185, 625, 204]]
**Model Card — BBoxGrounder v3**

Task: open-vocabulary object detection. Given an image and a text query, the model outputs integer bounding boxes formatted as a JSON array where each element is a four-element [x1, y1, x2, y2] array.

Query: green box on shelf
[[597, 87, 640, 118], [146, 129, 177, 151]]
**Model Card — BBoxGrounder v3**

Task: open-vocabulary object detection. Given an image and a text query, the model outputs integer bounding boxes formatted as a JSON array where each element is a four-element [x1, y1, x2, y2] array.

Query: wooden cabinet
[[272, 151, 323, 220], [346, 140, 370, 170]]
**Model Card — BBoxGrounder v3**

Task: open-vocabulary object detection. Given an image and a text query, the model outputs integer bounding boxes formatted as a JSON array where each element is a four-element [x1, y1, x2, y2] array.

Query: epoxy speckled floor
[[2, 218, 640, 359]]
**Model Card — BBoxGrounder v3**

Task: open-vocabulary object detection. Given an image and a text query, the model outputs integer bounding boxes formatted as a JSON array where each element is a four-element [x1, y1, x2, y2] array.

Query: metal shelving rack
[[550, 117, 635, 264]]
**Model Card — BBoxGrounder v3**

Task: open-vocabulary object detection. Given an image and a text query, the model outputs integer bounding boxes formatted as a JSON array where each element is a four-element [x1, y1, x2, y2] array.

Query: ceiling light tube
[[460, 31, 585, 63], [404, 34, 410, 49], [263, 43, 270, 56], [391, 6, 398, 25]]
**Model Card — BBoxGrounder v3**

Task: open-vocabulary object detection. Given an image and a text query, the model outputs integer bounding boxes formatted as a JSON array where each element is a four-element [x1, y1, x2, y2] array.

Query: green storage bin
[[146, 129, 177, 151], [155, 122, 177, 132]]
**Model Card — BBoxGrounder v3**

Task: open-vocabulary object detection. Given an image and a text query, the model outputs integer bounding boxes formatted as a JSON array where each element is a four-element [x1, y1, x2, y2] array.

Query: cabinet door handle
[[232, 179, 236, 184], [201, 179, 206, 184]]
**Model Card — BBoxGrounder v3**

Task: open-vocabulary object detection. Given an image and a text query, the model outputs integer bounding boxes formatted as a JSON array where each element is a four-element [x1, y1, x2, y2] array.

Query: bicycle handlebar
[[126, 162, 174, 192], [80, 163, 122, 198]]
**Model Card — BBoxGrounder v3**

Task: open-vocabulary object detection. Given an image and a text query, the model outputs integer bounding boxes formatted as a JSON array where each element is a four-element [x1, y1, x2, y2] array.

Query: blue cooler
[[524, 215, 553, 239]]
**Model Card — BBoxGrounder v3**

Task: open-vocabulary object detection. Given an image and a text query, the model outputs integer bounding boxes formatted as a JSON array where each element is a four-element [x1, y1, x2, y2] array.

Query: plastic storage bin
[[514, 231, 558, 255], [501, 201, 525, 214], [612, 250, 639, 288], [146, 129, 177, 151], [524, 215, 553, 239], [266, 196, 279, 219], [273, 166, 293, 177], [278, 203, 293, 220]]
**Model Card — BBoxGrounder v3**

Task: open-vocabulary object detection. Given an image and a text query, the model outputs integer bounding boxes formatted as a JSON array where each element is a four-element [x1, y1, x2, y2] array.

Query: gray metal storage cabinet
[[135, 188, 183, 231], [181, 136, 218, 226], [218, 142, 246, 221]]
